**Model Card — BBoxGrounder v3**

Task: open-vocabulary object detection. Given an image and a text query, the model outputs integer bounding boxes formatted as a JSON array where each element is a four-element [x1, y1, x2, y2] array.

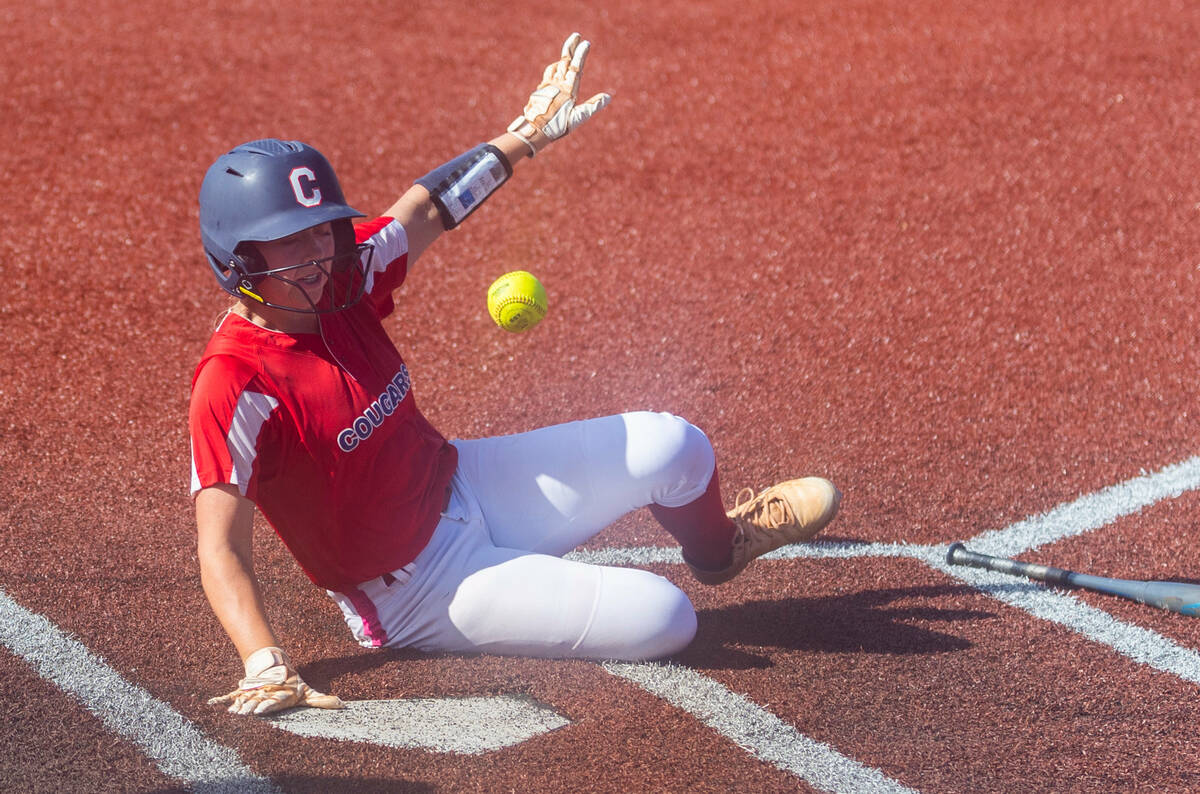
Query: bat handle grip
[[946, 542, 1075, 586]]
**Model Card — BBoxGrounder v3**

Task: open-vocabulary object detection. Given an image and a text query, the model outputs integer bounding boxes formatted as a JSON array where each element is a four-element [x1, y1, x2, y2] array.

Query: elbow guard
[[415, 143, 513, 230]]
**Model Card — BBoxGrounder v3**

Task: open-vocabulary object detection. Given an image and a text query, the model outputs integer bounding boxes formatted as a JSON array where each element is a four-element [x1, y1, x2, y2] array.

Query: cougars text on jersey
[[337, 365, 413, 452]]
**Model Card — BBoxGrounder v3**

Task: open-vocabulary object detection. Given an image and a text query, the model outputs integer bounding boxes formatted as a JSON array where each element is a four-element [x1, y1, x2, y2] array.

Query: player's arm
[[384, 133, 533, 265], [386, 32, 611, 266], [196, 484, 343, 715], [196, 484, 278, 657]]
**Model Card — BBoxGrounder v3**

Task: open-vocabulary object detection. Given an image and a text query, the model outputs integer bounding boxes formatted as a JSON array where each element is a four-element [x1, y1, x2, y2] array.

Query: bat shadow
[[678, 584, 995, 670]]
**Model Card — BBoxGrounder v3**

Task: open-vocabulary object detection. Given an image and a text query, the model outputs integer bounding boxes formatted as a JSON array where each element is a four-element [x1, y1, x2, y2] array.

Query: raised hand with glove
[[207, 646, 344, 716], [507, 32, 612, 157], [399, 32, 611, 251]]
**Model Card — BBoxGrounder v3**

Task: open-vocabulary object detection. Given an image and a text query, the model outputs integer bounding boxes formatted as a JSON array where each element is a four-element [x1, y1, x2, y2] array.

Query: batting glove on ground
[[507, 32, 611, 156], [207, 646, 344, 716]]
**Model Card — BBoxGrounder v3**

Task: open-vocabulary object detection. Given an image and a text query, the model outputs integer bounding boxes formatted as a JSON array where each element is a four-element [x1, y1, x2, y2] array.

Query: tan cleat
[[688, 477, 841, 586]]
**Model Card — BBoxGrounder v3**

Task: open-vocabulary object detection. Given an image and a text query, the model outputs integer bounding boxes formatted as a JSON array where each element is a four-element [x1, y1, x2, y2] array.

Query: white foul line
[[603, 661, 919, 794], [964, 455, 1200, 559], [926, 560, 1200, 686], [0, 588, 280, 794]]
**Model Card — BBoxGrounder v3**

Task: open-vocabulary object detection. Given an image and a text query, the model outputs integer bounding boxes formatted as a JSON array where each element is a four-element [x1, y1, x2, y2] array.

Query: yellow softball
[[487, 270, 548, 333]]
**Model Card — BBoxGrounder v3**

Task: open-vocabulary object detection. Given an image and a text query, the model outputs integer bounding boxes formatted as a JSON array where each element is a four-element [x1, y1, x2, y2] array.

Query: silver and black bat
[[946, 542, 1200, 616]]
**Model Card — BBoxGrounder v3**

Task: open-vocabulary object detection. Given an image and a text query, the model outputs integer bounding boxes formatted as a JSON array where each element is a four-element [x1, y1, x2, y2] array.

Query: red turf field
[[5, 0, 1200, 791]]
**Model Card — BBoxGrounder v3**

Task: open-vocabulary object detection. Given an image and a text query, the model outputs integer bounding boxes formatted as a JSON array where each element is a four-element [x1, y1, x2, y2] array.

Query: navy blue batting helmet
[[199, 139, 369, 311]]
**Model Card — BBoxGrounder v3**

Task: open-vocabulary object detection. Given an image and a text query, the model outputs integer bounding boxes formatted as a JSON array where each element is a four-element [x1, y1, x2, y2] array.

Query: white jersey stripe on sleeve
[[226, 391, 280, 496], [362, 218, 408, 296]]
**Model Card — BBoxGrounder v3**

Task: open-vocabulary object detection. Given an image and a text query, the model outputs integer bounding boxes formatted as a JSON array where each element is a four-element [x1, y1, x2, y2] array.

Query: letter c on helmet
[[289, 167, 323, 207]]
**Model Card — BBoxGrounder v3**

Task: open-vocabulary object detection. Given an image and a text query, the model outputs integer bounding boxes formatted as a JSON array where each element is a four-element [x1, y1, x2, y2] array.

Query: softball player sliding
[[190, 33, 841, 716]]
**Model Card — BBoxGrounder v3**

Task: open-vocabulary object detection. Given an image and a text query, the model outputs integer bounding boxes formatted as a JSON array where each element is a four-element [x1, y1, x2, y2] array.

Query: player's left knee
[[656, 585, 699, 656], [622, 578, 697, 660]]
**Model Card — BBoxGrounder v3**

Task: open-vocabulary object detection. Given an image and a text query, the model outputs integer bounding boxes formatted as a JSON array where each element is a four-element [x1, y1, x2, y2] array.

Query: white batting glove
[[507, 32, 612, 156], [207, 646, 345, 716]]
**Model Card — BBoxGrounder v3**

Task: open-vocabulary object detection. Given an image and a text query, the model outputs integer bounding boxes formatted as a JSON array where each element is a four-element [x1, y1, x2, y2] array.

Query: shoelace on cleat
[[730, 487, 796, 532]]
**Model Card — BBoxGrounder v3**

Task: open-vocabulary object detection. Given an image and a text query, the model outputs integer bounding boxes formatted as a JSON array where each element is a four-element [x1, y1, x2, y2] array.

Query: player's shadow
[[297, 585, 997, 682], [680, 584, 994, 670]]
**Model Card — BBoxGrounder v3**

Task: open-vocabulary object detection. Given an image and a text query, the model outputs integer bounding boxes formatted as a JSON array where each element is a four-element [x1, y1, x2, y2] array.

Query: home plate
[[268, 695, 571, 754]]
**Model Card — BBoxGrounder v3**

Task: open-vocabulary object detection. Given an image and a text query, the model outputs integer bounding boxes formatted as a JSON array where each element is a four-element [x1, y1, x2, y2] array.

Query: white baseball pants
[[328, 411, 713, 661]]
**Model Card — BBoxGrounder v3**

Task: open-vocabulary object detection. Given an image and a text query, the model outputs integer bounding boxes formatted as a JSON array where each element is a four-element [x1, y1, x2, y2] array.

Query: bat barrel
[[1069, 572, 1200, 615]]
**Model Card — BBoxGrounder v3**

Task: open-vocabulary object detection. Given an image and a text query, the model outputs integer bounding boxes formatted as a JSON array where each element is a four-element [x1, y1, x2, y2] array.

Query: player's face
[[254, 223, 336, 309]]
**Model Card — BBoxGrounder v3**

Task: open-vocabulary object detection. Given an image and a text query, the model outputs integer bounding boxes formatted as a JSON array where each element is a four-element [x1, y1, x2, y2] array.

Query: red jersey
[[189, 217, 458, 591]]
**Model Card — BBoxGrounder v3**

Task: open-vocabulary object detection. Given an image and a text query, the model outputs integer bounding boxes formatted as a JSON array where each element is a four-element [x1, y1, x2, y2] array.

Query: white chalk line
[[0, 588, 281, 793], [4, 454, 1200, 792], [602, 660, 920, 794]]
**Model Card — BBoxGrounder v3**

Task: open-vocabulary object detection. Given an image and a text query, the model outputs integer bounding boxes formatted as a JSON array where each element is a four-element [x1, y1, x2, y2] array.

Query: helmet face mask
[[233, 242, 374, 315], [199, 139, 370, 314]]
